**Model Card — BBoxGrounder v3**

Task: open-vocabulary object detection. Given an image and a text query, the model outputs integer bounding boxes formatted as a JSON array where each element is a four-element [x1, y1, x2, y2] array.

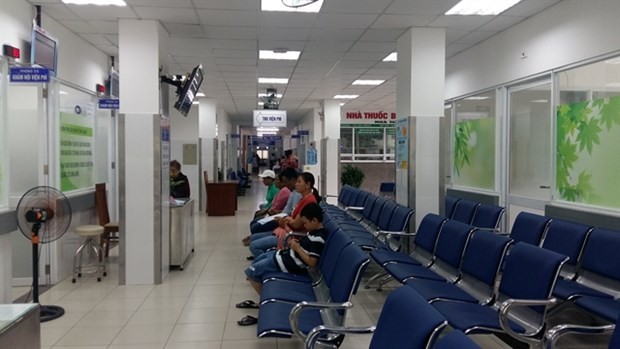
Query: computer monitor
[[107, 70, 119, 98], [31, 26, 58, 76], [174, 64, 203, 117]]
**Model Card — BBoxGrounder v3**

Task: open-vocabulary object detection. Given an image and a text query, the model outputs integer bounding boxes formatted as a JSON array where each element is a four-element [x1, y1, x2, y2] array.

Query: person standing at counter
[[170, 160, 190, 198]]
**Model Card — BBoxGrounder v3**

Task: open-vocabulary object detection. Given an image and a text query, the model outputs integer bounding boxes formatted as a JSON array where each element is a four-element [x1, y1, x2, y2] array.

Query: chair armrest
[[375, 231, 415, 238], [475, 227, 502, 233], [305, 325, 376, 349], [543, 323, 615, 349], [344, 206, 364, 211], [499, 298, 558, 346], [289, 301, 354, 340]]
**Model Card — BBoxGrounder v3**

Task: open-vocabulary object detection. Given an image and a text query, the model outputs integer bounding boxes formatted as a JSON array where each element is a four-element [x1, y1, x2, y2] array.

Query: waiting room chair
[[544, 310, 620, 349], [96, 183, 119, 258]]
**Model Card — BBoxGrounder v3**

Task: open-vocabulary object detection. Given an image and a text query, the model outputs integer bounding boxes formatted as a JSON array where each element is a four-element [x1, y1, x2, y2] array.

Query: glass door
[[505, 79, 552, 227]]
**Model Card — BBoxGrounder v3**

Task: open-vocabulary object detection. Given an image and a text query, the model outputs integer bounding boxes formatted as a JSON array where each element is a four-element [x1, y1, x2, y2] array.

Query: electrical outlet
[[45, 264, 51, 275]]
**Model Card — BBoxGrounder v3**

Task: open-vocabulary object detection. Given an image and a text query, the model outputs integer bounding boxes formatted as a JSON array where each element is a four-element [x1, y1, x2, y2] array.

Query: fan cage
[[16, 186, 72, 243], [281, 0, 320, 8]]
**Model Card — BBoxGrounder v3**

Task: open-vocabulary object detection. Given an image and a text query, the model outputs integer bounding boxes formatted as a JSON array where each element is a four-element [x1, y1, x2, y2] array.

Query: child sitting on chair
[[236, 202, 327, 326]]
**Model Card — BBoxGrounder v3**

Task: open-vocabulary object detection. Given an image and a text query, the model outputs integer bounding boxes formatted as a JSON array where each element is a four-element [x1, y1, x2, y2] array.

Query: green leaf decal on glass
[[600, 97, 620, 131]]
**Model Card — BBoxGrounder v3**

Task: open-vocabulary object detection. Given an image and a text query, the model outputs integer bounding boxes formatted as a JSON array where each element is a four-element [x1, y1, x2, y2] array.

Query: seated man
[[256, 169, 279, 213], [236, 203, 327, 326], [169, 160, 190, 198]]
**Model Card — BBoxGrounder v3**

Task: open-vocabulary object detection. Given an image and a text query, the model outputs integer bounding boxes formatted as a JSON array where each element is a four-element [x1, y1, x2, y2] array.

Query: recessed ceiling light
[[257, 127, 279, 132], [531, 99, 549, 103], [258, 78, 289, 84], [192, 101, 199, 105], [383, 52, 397, 62], [196, 92, 205, 97], [446, 0, 523, 15], [258, 102, 265, 106], [59, 91, 68, 95], [261, 0, 324, 13], [258, 93, 283, 98], [61, 0, 126, 6], [334, 95, 359, 99], [340, 103, 346, 106], [259, 50, 300, 60], [464, 96, 490, 100], [352, 79, 385, 86]]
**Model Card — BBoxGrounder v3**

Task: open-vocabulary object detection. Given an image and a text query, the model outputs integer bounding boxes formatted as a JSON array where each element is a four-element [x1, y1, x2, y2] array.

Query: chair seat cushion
[[262, 272, 312, 284], [370, 249, 422, 266], [257, 301, 323, 338], [435, 330, 482, 349], [75, 225, 104, 236], [553, 279, 614, 300], [574, 296, 620, 323], [405, 279, 480, 304], [104, 222, 119, 229], [260, 280, 316, 304], [385, 263, 446, 283], [433, 300, 525, 334]]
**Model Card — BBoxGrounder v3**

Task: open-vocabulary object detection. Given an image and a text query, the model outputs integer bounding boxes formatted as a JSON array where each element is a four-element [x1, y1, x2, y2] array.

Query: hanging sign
[[341, 110, 397, 125], [253, 110, 287, 127], [98, 98, 120, 109], [298, 130, 309, 136], [9, 66, 49, 83]]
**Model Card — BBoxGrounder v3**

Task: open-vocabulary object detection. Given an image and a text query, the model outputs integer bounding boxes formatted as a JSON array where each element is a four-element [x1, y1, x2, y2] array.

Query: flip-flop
[[237, 315, 258, 326], [235, 300, 259, 309], [246, 255, 255, 261]]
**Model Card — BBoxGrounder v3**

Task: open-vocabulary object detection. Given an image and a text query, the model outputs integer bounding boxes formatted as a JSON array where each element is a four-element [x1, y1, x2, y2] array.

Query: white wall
[[170, 103, 199, 209], [445, 0, 620, 99]]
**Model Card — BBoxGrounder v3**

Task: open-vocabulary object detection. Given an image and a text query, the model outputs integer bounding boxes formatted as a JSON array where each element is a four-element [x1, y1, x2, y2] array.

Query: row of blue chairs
[[445, 196, 505, 231], [322, 185, 414, 251]]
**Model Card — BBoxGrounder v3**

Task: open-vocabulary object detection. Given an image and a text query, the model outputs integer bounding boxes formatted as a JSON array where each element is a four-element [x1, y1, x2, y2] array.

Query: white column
[[199, 98, 217, 181], [322, 100, 341, 197], [119, 19, 169, 285], [396, 27, 446, 227]]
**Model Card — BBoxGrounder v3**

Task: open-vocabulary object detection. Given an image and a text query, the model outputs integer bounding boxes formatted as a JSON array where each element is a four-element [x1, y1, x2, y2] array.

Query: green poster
[[453, 118, 495, 190], [556, 95, 620, 208], [60, 110, 94, 191]]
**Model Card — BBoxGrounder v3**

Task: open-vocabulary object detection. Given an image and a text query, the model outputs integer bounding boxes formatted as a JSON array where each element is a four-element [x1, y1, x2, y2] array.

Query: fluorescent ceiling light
[[464, 96, 490, 100], [258, 102, 265, 106], [445, 105, 452, 109], [261, 0, 324, 13], [59, 91, 68, 95], [446, 0, 523, 15], [258, 93, 283, 98], [259, 77, 289, 84], [352, 79, 385, 86], [257, 127, 279, 132], [340, 103, 346, 106], [192, 101, 199, 105], [62, 0, 126, 5], [531, 99, 548, 103], [334, 95, 359, 99], [383, 52, 397, 62], [257, 132, 277, 136], [259, 50, 301, 60], [196, 92, 205, 97]]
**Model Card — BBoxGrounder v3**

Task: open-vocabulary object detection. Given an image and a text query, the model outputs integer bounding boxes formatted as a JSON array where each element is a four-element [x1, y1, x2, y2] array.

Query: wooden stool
[[72, 225, 106, 283]]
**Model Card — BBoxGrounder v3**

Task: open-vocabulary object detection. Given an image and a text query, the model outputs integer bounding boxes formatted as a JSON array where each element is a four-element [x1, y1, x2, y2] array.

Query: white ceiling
[[27, 0, 563, 122]]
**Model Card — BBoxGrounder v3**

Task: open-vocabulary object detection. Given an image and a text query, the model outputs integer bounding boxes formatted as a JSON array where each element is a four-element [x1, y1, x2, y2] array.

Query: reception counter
[[206, 180, 238, 216], [170, 198, 194, 270]]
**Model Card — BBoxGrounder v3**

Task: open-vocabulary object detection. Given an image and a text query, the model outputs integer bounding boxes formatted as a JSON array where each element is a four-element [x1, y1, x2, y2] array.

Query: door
[[505, 79, 553, 227]]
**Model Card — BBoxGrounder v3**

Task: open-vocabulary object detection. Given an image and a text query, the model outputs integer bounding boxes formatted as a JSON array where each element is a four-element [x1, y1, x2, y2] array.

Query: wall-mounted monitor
[[174, 64, 203, 117], [107, 70, 119, 98], [31, 25, 58, 76]]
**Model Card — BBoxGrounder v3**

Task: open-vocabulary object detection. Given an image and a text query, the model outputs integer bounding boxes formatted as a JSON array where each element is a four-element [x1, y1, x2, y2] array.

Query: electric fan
[[15, 186, 72, 322]]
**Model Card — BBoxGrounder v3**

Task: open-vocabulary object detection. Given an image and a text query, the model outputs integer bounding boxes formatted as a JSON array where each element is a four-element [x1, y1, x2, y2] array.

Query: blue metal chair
[[451, 199, 480, 225]]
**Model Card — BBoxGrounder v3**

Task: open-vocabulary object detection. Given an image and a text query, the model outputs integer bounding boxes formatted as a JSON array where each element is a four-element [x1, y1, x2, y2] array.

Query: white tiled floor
[[18, 181, 516, 349]]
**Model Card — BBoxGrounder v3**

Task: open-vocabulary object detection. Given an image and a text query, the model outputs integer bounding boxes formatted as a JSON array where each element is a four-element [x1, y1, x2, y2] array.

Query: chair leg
[[87, 238, 102, 282], [364, 270, 389, 289]]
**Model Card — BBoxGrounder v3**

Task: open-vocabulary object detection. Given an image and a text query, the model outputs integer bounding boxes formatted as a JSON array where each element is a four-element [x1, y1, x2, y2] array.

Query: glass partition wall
[[0, 59, 6, 209]]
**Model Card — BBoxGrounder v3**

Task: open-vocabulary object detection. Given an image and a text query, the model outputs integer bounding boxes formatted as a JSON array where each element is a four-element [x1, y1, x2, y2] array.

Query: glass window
[[555, 57, 620, 209], [386, 127, 395, 155], [452, 90, 496, 190], [0, 60, 6, 208], [340, 128, 353, 154], [509, 82, 552, 200], [355, 127, 383, 160]]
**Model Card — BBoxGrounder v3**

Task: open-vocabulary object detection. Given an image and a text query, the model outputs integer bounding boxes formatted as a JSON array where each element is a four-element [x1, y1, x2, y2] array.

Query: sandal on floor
[[242, 236, 251, 246], [237, 315, 258, 326], [236, 300, 259, 309], [246, 255, 255, 261]]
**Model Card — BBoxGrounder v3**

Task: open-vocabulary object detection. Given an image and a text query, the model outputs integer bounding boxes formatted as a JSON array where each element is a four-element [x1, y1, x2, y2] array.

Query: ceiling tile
[[205, 26, 257, 40], [259, 12, 317, 28], [194, 0, 258, 11], [477, 15, 526, 32], [372, 14, 437, 29], [40, 4, 80, 20], [80, 33, 113, 46], [197, 9, 257, 27], [358, 29, 407, 42], [428, 15, 493, 30], [309, 28, 364, 42], [61, 20, 98, 34], [65, 4, 137, 21], [321, 0, 392, 14], [454, 31, 497, 45], [126, 0, 193, 7], [89, 21, 119, 34], [260, 27, 310, 41], [502, 0, 562, 17], [316, 13, 378, 29], [349, 41, 396, 53], [163, 24, 205, 37], [133, 6, 198, 24], [385, 0, 459, 15]]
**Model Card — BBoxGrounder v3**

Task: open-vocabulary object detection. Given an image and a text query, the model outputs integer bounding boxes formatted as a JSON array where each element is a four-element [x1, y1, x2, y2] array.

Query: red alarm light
[[96, 84, 105, 93], [3, 45, 20, 59]]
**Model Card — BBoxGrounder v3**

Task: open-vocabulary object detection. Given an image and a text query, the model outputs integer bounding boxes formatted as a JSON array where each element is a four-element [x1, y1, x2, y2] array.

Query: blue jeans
[[250, 235, 277, 257], [245, 250, 280, 282], [250, 218, 278, 235]]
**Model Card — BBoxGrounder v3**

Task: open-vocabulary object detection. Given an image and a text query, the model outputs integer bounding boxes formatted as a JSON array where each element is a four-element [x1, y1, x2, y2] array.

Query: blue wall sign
[[292, 135, 300, 139], [231, 134, 241, 139], [9, 67, 49, 83], [298, 130, 309, 136], [98, 98, 120, 109]]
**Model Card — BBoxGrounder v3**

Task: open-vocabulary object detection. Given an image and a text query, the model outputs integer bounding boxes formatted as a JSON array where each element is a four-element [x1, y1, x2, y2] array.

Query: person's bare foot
[[242, 235, 251, 246]]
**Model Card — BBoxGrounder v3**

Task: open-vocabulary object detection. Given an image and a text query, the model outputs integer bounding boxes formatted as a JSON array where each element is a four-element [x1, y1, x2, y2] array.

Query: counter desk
[[0, 304, 40, 348], [170, 198, 194, 270]]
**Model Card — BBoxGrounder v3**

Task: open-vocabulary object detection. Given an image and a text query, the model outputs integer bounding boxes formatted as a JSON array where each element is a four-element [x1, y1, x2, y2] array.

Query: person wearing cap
[[258, 169, 279, 211]]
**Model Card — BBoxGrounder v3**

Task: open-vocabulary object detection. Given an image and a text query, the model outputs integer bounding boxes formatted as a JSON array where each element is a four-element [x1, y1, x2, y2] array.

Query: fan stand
[[31, 222, 65, 322]]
